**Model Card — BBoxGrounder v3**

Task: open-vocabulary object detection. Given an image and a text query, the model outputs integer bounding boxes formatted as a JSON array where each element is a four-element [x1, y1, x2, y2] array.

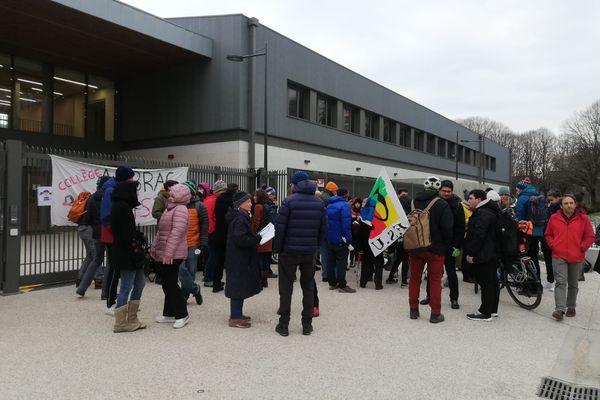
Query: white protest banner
[[363, 169, 409, 257], [50, 155, 188, 226]]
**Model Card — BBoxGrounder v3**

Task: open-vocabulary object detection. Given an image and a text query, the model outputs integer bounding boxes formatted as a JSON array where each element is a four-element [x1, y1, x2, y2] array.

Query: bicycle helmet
[[423, 176, 441, 191]]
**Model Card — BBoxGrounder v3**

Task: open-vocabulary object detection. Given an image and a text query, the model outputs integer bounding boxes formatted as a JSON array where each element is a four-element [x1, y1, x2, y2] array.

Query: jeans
[[553, 259, 582, 311], [277, 253, 316, 326], [320, 240, 329, 280], [473, 259, 500, 316], [230, 298, 244, 319], [179, 247, 199, 298], [327, 243, 349, 288], [408, 252, 444, 315], [116, 269, 145, 308], [79, 240, 106, 293], [161, 260, 188, 319], [77, 226, 95, 280]]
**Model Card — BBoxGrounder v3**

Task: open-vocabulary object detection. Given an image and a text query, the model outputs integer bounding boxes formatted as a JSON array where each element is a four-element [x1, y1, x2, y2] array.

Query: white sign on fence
[[37, 186, 52, 207], [50, 155, 188, 226]]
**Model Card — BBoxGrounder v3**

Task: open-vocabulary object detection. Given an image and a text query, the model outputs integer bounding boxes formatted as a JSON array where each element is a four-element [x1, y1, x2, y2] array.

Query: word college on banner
[[50, 155, 188, 226], [365, 169, 409, 257]]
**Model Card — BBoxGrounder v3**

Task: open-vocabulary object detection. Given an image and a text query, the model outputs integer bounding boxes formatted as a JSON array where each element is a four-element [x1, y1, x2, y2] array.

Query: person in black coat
[[354, 205, 385, 290], [224, 192, 262, 328], [464, 189, 500, 321], [211, 183, 238, 293], [110, 177, 146, 333], [387, 189, 412, 285]]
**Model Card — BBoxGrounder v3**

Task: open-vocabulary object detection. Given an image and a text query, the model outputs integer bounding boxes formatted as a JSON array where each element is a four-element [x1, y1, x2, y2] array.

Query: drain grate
[[538, 377, 600, 400]]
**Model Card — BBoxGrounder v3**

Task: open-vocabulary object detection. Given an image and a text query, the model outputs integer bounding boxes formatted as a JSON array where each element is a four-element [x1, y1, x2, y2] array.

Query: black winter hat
[[115, 166, 134, 182], [232, 191, 251, 208]]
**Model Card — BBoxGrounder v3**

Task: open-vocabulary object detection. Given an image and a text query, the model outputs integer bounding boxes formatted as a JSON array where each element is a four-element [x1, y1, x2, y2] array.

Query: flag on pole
[[363, 169, 409, 257]]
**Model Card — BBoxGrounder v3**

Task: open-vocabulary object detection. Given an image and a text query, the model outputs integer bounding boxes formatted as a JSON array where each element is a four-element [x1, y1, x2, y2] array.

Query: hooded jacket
[[151, 184, 190, 261], [110, 181, 141, 271], [213, 188, 236, 243], [151, 189, 170, 221], [224, 208, 262, 300], [464, 198, 500, 264], [545, 209, 595, 263], [411, 190, 453, 255], [273, 180, 328, 255], [326, 196, 353, 245], [186, 196, 209, 248], [515, 184, 543, 237]]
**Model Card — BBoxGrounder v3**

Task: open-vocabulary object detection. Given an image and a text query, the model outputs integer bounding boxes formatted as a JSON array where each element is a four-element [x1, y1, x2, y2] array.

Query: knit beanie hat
[[115, 166, 134, 182], [325, 181, 338, 193], [265, 186, 276, 195], [516, 177, 531, 190], [337, 187, 349, 197], [232, 191, 252, 208], [213, 180, 227, 193], [498, 186, 510, 196], [182, 179, 197, 195], [487, 190, 501, 202], [291, 171, 309, 185]]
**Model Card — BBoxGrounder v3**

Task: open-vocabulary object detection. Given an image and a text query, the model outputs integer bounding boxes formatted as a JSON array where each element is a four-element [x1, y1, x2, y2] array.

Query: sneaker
[[173, 315, 190, 329], [450, 300, 460, 310], [322, 277, 328, 282], [566, 308, 576, 317], [375, 285, 383, 290], [338, 286, 356, 293], [400, 281, 408, 288], [386, 278, 398, 284], [552, 310, 565, 320], [491, 313, 499, 318], [543, 281, 555, 291], [430, 313, 445, 323], [212, 284, 224, 293], [267, 272, 278, 278], [329, 284, 338, 290], [420, 297, 430, 305], [229, 319, 251, 328], [193, 290, 203, 305], [105, 306, 115, 316], [467, 313, 492, 321], [410, 308, 419, 319], [275, 324, 289, 336], [76, 289, 85, 297], [203, 281, 213, 287], [313, 307, 320, 317], [302, 324, 313, 336], [155, 315, 176, 323]]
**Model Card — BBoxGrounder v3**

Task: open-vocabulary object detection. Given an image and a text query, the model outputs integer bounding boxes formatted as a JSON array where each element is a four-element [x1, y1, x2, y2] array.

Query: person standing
[[252, 189, 273, 288], [274, 171, 327, 336], [326, 187, 355, 293], [110, 177, 146, 333], [407, 177, 453, 323], [464, 190, 501, 322], [152, 180, 179, 221], [354, 202, 384, 290], [318, 181, 338, 282], [545, 194, 595, 320], [225, 192, 263, 328], [515, 178, 546, 281], [387, 189, 412, 286], [211, 183, 238, 293], [421, 180, 464, 309], [152, 184, 191, 329], [264, 186, 279, 278], [540, 190, 561, 291], [203, 179, 227, 287]]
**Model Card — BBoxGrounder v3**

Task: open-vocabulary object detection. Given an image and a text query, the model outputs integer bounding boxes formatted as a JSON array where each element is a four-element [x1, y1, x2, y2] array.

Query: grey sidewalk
[[0, 268, 598, 400]]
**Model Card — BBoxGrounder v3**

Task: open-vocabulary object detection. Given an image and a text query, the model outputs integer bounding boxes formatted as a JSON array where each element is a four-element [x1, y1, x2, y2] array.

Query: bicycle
[[473, 255, 543, 310]]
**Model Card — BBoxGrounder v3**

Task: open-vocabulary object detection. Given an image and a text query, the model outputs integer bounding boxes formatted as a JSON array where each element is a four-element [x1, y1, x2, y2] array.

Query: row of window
[[0, 52, 115, 141], [287, 82, 496, 171]]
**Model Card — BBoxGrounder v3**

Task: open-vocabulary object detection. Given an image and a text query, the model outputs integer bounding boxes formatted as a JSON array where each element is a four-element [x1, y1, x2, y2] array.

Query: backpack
[[67, 191, 91, 223], [496, 208, 519, 266], [403, 197, 440, 252], [529, 195, 547, 227]]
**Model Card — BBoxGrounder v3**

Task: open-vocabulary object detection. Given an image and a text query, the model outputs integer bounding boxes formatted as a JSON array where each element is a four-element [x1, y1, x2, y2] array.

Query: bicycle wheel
[[502, 264, 542, 310]]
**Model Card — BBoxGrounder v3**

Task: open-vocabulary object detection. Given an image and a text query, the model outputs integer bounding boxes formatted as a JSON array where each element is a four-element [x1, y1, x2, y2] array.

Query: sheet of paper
[[259, 222, 275, 245]]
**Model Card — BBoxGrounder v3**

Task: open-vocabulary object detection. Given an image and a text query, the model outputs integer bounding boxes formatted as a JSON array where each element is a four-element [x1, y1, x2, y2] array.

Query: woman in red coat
[[545, 194, 595, 320], [253, 189, 273, 287]]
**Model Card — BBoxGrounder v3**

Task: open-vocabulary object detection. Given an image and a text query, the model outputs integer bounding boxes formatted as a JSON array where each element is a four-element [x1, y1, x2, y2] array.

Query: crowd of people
[[73, 166, 600, 334]]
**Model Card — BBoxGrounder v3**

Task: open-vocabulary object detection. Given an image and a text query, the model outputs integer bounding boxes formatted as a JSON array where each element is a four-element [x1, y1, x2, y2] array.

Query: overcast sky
[[121, 0, 600, 135]]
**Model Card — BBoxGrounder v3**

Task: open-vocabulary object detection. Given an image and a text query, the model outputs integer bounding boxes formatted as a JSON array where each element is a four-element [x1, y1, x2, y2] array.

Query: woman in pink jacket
[[151, 183, 191, 329]]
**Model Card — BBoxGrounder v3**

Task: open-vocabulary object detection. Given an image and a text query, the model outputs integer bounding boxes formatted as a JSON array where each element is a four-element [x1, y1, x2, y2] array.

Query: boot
[[127, 300, 146, 329], [113, 305, 140, 333], [261, 271, 268, 288]]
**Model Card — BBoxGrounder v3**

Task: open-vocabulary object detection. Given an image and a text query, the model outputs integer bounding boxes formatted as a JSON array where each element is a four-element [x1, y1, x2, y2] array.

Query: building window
[[317, 94, 337, 127], [472, 151, 478, 166], [414, 129, 424, 151], [53, 67, 86, 138], [457, 146, 464, 163], [447, 141, 456, 160], [13, 57, 51, 133], [87, 75, 115, 141], [464, 149, 471, 164], [383, 118, 395, 143], [437, 138, 446, 157], [288, 83, 309, 120], [0, 53, 11, 129], [365, 112, 378, 138], [491, 157, 496, 171], [426, 133, 436, 154], [342, 103, 359, 133], [399, 124, 411, 147]]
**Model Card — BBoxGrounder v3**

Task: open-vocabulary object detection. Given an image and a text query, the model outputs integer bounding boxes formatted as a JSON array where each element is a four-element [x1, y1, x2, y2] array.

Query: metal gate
[[0, 141, 6, 291]]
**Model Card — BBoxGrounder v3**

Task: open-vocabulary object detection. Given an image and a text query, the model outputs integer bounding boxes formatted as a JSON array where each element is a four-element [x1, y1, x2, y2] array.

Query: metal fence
[[14, 144, 289, 287], [0, 141, 6, 288]]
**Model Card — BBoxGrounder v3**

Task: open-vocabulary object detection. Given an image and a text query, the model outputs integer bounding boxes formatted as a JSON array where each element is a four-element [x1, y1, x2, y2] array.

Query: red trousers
[[408, 252, 445, 315]]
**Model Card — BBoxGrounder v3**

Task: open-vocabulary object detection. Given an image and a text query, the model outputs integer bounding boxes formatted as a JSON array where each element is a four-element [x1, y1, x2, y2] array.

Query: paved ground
[[1, 266, 599, 400]]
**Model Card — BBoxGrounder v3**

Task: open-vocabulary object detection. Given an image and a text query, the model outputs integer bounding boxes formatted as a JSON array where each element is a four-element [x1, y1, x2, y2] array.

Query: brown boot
[[127, 300, 146, 329], [261, 271, 268, 288], [113, 305, 140, 333]]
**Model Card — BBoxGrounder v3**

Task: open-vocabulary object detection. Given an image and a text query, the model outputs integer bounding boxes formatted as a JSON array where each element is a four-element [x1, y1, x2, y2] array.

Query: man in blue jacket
[[326, 187, 356, 293], [274, 171, 327, 336], [515, 178, 546, 280]]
